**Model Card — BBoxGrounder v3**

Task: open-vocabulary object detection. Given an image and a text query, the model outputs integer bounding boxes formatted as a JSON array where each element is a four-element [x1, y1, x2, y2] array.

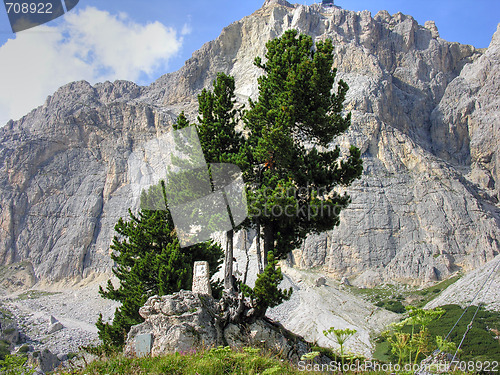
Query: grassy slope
[[56, 348, 319, 375], [51, 347, 476, 375]]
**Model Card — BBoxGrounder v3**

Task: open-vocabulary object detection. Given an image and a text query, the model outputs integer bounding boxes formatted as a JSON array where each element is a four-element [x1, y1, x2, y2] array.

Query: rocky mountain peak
[[0, 3, 498, 288], [263, 0, 293, 8]]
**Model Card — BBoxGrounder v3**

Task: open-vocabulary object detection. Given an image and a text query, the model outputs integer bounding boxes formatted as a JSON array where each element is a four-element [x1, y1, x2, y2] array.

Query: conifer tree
[[244, 29, 363, 264], [95, 182, 223, 351], [197, 73, 244, 291], [240, 252, 292, 317], [175, 73, 247, 290]]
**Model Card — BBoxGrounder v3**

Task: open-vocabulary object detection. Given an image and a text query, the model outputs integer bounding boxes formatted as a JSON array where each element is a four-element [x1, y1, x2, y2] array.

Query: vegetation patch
[[374, 304, 500, 364], [0, 339, 10, 361], [16, 290, 60, 300], [347, 275, 462, 312], [375, 299, 405, 314], [59, 347, 318, 375], [425, 304, 500, 362], [0, 305, 15, 324]]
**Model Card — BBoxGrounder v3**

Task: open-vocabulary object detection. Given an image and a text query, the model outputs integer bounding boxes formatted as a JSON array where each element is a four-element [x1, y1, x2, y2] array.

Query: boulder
[[125, 290, 316, 361], [28, 348, 61, 374], [0, 326, 19, 347], [315, 277, 326, 287], [341, 277, 351, 286], [47, 316, 63, 334]]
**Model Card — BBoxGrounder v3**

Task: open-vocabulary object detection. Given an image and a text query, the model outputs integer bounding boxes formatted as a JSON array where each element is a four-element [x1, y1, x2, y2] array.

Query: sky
[[0, 0, 498, 127]]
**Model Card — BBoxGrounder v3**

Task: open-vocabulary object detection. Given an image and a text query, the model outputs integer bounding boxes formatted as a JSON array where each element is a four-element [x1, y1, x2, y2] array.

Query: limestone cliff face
[[0, 1, 499, 285], [0, 81, 176, 280]]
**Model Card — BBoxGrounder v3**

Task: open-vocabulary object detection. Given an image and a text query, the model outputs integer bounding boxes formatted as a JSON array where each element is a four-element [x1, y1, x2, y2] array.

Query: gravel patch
[[1, 279, 119, 356]]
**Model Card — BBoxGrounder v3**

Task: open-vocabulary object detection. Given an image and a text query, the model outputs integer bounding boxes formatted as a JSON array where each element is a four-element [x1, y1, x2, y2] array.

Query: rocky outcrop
[[28, 348, 61, 374], [0, 80, 175, 280], [426, 255, 500, 311], [431, 24, 500, 197], [124, 290, 312, 361], [0, 261, 35, 292], [0, 1, 499, 286]]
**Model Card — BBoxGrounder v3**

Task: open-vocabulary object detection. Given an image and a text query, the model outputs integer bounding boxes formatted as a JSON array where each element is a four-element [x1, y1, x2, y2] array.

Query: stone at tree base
[[124, 290, 316, 362], [124, 290, 217, 356]]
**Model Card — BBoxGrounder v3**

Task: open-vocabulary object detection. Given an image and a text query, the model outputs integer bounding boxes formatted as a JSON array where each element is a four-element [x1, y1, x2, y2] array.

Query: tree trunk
[[263, 223, 274, 267], [243, 230, 250, 284], [255, 222, 263, 273], [224, 229, 234, 290]]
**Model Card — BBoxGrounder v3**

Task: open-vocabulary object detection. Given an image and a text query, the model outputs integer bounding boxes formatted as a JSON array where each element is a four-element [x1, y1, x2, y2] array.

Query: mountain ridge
[[0, 1, 499, 288]]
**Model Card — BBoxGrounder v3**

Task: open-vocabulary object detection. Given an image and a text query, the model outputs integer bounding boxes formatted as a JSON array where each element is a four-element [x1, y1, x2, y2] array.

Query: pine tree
[[95, 182, 223, 351], [175, 73, 247, 291], [240, 252, 292, 317], [243, 29, 363, 264]]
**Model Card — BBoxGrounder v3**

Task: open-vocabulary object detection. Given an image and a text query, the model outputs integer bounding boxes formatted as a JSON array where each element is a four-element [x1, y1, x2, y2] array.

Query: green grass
[[52, 346, 482, 375], [373, 304, 500, 364], [56, 347, 319, 375], [16, 290, 60, 301], [372, 341, 391, 363], [0, 339, 10, 361], [410, 275, 461, 307], [426, 304, 500, 362], [346, 275, 462, 312]]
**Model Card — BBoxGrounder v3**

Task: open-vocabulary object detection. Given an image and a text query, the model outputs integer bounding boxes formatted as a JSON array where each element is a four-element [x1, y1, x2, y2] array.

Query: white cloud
[[0, 7, 184, 126]]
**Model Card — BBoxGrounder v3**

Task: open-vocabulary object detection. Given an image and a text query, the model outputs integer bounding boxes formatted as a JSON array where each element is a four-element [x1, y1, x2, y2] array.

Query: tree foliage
[[196, 73, 244, 166], [240, 252, 292, 317], [243, 29, 363, 263], [96, 182, 223, 351], [173, 73, 247, 290]]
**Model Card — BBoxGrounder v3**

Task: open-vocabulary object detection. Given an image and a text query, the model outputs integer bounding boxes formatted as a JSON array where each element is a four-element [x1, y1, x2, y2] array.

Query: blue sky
[[0, 0, 498, 126]]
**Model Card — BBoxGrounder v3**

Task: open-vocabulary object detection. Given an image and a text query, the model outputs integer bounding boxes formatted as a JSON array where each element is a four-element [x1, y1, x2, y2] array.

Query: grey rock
[[192, 261, 212, 296], [0, 326, 19, 347], [426, 255, 500, 311], [124, 291, 217, 356], [29, 348, 61, 374], [125, 290, 317, 361], [315, 277, 326, 287], [47, 316, 63, 334], [48, 322, 63, 334], [424, 21, 439, 39], [341, 277, 351, 286], [135, 333, 153, 357]]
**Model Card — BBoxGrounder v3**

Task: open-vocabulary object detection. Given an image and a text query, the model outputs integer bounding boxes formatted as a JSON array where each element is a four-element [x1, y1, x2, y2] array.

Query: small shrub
[[0, 354, 36, 375], [18, 345, 29, 353], [67, 352, 78, 360], [0, 340, 10, 361]]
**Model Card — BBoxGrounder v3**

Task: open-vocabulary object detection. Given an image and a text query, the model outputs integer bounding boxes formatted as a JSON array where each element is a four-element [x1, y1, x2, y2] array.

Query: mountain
[[0, 0, 499, 290]]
